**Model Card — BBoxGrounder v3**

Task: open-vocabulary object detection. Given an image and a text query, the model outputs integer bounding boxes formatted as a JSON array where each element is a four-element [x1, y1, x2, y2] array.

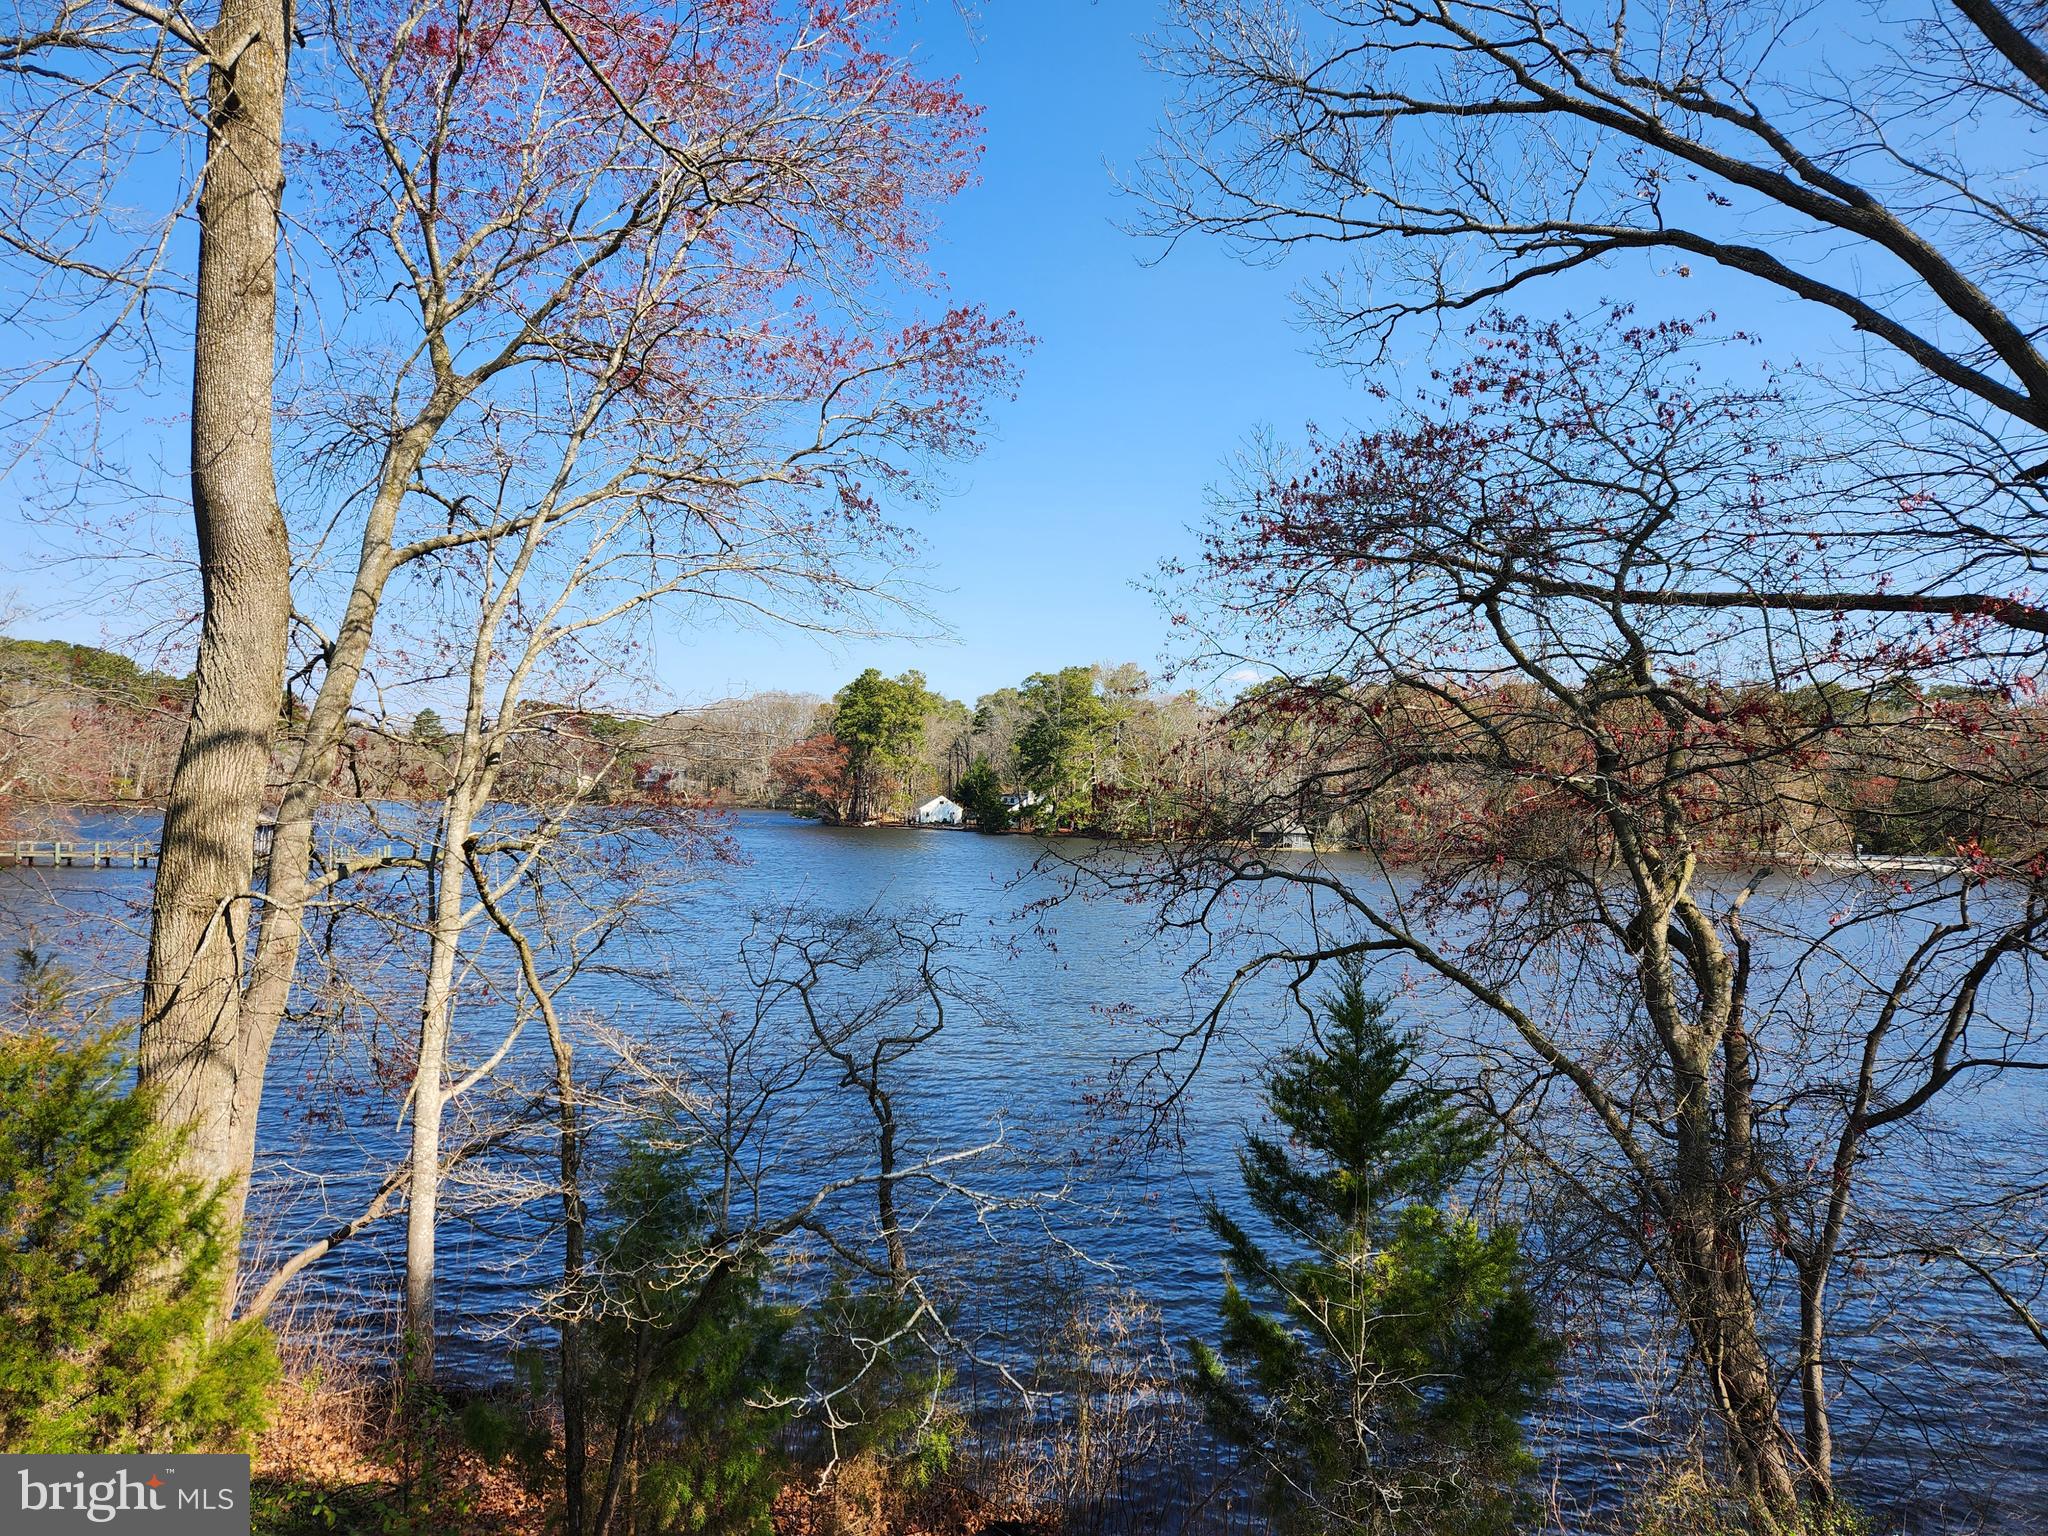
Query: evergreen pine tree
[[0, 948, 276, 1452], [588, 1138, 799, 1536], [1190, 961, 1557, 1535], [955, 758, 1011, 832]]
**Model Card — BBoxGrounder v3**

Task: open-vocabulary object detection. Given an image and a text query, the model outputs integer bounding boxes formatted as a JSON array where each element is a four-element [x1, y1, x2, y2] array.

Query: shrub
[[588, 1138, 800, 1536], [0, 949, 276, 1451], [803, 1283, 960, 1493]]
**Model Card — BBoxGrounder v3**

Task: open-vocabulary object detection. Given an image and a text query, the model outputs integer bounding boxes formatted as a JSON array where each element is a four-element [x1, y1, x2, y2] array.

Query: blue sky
[[721, 0, 1777, 706], [0, 0, 1845, 710], [647, 0, 1360, 704]]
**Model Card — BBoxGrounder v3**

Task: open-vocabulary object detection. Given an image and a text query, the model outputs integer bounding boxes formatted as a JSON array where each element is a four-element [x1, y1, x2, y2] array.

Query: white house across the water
[[912, 795, 966, 827]]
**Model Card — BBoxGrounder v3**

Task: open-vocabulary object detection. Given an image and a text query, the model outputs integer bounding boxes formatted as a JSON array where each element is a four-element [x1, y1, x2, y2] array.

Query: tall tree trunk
[[402, 794, 473, 1386], [231, 425, 448, 1243], [553, 1020, 589, 1535], [400, 1026, 448, 1385], [1669, 1185, 1803, 1525], [139, 0, 290, 1218], [1660, 922, 1804, 1528], [592, 1325, 655, 1536], [226, 553, 389, 1226], [172, 314, 465, 1312], [1705, 1279, 1801, 1523], [1796, 1259, 1835, 1503], [871, 1085, 908, 1291]]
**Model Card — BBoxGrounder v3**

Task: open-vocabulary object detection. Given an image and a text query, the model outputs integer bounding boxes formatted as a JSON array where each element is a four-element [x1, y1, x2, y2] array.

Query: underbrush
[[248, 1351, 1058, 1536]]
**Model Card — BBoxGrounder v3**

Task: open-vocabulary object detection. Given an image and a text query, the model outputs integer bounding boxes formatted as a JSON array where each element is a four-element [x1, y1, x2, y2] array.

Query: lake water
[[3, 808, 2044, 1533]]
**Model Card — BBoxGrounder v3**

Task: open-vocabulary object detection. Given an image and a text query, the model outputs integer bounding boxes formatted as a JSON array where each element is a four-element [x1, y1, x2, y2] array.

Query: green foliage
[[0, 950, 277, 1453], [583, 712, 644, 748], [1016, 666, 1118, 829], [455, 1393, 551, 1477], [834, 669, 932, 752], [1190, 961, 1557, 1535], [954, 758, 1010, 832], [802, 1284, 958, 1489], [251, 1475, 400, 1535], [408, 708, 446, 744], [833, 669, 938, 819], [0, 636, 192, 707], [590, 1138, 800, 1536]]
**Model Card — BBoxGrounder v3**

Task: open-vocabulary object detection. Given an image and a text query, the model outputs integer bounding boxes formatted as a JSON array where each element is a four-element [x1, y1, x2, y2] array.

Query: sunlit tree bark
[[1, 0, 293, 1205]]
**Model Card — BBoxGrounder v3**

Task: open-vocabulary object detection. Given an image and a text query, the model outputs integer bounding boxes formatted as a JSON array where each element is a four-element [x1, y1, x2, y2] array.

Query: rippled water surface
[[5, 808, 2044, 1532]]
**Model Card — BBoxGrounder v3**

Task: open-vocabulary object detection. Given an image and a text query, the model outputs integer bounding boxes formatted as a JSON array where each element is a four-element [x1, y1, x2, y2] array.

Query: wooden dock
[[2, 836, 399, 872], [3, 839, 159, 869]]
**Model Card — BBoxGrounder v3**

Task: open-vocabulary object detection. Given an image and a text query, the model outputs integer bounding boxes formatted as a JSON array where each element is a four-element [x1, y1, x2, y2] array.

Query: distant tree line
[[0, 636, 676, 823], [0, 639, 193, 810], [757, 658, 2048, 860], [767, 663, 1218, 832], [10, 635, 2039, 865]]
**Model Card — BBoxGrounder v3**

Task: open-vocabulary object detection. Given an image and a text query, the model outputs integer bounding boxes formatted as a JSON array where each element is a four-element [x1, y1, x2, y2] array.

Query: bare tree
[[462, 809, 688, 1536], [382, 363, 912, 1383], [1080, 313, 2048, 1527], [1136, 17, 2048, 1505], [535, 905, 1039, 1535], [637, 691, 826, 805], [742, 908, 997, 1293], [1140, 0, 2048, 641], [79, 0, 1024, 1302]]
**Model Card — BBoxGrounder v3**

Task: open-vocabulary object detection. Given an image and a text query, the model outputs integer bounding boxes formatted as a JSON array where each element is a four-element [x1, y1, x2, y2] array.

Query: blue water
[[3, 808, 2044, 1532]]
